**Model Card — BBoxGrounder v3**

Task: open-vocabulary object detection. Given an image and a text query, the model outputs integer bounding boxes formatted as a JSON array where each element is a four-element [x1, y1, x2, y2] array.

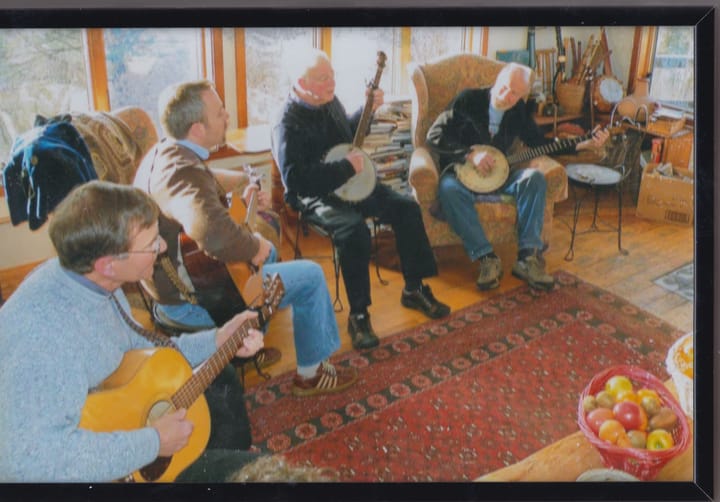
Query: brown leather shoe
[[348, 313, 380, 350], [292, 360, 358, 397]]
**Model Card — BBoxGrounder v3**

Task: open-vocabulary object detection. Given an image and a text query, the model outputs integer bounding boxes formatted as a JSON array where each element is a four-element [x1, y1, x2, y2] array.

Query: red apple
[[612, 400, 648, 432], [586, 407, 615, 434]]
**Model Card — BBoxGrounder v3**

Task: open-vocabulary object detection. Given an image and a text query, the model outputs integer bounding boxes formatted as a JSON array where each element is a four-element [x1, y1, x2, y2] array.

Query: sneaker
[[401, 284, 451, 319], [292, 360, 358, 397], [348, 313, 380, 350], [476, 255, 502, 290], [512, 254, 555, 290]]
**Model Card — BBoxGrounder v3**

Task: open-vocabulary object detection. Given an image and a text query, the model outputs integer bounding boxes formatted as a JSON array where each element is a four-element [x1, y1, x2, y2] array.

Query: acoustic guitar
[[324, 51, 386, 203], [178, 170, 262, 326], [455, 126, 616, 194], [79, 273, 284, 483]]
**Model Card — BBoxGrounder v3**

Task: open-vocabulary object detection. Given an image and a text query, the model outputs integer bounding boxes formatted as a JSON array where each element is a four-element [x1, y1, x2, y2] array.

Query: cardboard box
[[636, 163, 694, 226]]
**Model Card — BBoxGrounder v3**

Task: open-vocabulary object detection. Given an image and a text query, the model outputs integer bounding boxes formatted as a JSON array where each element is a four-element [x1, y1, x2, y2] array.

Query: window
[[104, 28, 206, 131], [244, 28, 314, 126], [331, 28, 399, 112], [650, 26, 694, 111], [410, 27, 465, 64], [0, 29, 89, 161]]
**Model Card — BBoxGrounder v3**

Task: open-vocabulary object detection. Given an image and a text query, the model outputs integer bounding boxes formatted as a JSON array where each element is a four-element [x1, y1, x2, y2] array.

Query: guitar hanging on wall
[[324, 51, 386, 203]]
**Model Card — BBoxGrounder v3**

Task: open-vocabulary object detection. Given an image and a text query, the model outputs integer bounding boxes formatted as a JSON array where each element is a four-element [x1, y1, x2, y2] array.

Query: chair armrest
[[528, 155, 568, 203], [408, 146, 440, 203]]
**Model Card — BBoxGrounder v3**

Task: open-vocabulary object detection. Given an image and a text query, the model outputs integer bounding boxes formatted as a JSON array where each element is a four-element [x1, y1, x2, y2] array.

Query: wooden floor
[[242, 190, 694, 387], [0, 189, 694, 389]]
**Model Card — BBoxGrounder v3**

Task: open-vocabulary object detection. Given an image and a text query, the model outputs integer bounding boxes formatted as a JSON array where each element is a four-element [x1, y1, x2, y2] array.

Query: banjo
[[325, 51, 386, 202], [455, 128, 608, 194]]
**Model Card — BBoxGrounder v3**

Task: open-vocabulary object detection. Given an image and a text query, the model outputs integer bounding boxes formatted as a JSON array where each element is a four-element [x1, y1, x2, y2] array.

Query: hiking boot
[[401, 284, 451, 319], [348, 313, 380, 350], [476, 255, 502, 290], [232, 347, 282, 372], [512, 254, 555, 290], [232, 347, 282, 383], [292, 360, 358, 397]]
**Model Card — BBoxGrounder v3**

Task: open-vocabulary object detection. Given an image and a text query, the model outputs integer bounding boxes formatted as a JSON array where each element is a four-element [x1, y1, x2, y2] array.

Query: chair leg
[[371, 218, 388, 286], [329, 239, 344, 313]]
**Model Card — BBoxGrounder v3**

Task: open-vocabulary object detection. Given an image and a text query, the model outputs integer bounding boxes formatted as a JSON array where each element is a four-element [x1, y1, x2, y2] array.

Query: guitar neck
[[507, 131, 591, 165], [170, 305, 267, 410]]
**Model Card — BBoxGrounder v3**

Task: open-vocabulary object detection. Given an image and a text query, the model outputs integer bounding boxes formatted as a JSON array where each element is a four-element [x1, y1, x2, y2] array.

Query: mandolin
[[79, 274, 284, 483], [325, 51, 386, 203]]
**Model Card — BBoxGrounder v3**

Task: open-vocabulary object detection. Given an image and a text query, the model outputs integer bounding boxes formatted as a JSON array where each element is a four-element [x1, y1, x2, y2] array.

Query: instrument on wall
[[552, 26, 566, 100], [79, 274, 284, 483], [592, 27, 625, 113], [455, 126, 616, 194], [325, 51, 386, 202]]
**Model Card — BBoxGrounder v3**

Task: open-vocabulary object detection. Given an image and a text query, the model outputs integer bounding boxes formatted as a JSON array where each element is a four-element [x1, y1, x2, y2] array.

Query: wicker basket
[[556, 82, 586, 114], [577, 365, 690, 480]]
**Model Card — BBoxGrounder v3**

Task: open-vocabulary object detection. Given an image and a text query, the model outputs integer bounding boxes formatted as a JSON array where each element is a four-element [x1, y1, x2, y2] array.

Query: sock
[[297, 362, 321, 379]]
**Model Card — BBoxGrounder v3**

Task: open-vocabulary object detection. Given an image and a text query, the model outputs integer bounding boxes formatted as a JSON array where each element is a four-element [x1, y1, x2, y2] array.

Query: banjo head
[[593, 76, 625, 113], [455, 145, 510, 194], [326, 144, 377, 202]]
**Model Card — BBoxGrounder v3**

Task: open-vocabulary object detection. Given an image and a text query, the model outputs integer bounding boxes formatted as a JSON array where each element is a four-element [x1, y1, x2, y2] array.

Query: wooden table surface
[[477, 380, 694, 482]]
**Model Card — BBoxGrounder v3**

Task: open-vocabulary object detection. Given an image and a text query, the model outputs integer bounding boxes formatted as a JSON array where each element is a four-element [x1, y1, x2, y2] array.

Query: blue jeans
[[157, 246, 340, 367], [438, 168, 546, 261]]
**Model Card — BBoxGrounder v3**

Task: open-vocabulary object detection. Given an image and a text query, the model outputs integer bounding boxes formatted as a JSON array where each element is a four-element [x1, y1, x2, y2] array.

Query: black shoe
[[401, 284, 451, 319], [348, 313, 380, 350]]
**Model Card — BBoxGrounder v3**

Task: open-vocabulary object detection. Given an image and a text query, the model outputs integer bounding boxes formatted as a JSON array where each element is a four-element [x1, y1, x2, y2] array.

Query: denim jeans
[[438, 168, 547, 261], [157, 245, 340, 367]]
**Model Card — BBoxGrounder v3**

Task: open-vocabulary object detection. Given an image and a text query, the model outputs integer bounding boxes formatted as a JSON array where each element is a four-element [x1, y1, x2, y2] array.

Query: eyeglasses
[[114, 234, 163, 260]]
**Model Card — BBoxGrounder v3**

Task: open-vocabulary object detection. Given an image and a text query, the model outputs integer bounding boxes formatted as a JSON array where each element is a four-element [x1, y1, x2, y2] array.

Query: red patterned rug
[[245, 271, 683, 482]]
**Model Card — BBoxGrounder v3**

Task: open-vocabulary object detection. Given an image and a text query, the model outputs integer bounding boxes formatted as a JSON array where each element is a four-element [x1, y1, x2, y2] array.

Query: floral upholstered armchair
[[407, 53, 568, 251]]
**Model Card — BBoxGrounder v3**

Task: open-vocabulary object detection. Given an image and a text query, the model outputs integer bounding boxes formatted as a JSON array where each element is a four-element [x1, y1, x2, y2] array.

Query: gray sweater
[[0, 258, 217, 481]]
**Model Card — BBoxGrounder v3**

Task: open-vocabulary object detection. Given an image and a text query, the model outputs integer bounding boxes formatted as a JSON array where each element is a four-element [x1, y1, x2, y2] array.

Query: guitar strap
[[110, 292, 180, 350], [159, 254, 199, 306]]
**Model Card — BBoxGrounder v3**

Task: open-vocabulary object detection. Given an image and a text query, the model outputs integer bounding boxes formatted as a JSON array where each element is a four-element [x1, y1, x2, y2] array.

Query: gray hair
[[158, 79, 215, 139]]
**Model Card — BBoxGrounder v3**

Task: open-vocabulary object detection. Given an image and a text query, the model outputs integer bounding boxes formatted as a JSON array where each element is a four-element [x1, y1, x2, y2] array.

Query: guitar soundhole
[[138, 400, 174, 482]]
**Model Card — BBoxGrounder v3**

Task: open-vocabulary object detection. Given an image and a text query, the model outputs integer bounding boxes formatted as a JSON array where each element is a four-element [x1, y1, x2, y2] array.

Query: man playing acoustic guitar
[[0, 181, 266, 481], [134, 80, 356, 398], [427, 62, 609, 291]]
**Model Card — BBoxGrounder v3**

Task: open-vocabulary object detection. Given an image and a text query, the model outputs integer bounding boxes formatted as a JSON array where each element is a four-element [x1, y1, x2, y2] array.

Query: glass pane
[[245, 28, 314, 126], [0, 29, 88, 162], [410, 27, 465, 64], [650, 26, 694, 110], [332, 28, 397, 112], [104, 28, 204, 131]]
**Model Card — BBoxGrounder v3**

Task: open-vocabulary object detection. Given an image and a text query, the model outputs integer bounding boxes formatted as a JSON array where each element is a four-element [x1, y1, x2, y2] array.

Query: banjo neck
[[506, 130, 594, 165], [352, 51, 387, 148]]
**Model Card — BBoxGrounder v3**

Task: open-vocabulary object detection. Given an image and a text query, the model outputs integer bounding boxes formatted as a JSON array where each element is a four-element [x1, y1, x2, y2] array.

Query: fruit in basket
[[637, 388, 660, 401], [594, 390, 615, 409], [616, 389, 639, 403], [582, 395, 597, 413], [646, 429, 674, 450], [627, 429, 647, 449], [649, 407, 678, 431], [612, 401, 648, 432], [640, 395, 662, 416], [598, 419, 626, 444], [586, 407, 615, 434], [605, 375, 633, 398]]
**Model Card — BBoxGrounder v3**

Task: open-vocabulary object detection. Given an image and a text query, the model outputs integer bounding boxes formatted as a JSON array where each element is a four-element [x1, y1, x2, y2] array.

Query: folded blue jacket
[[2, 117, 96, 230]]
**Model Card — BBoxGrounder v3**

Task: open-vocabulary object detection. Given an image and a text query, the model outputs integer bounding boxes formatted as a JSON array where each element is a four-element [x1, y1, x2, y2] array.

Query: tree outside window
[[0, 29, 88, 162]]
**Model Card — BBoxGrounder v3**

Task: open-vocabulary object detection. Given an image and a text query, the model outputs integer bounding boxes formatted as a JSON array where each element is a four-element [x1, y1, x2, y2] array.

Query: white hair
[[282, 47, 330, 87]]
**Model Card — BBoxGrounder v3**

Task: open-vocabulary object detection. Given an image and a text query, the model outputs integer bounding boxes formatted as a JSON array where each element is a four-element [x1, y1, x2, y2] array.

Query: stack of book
[[363, 97, 413, 196]]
